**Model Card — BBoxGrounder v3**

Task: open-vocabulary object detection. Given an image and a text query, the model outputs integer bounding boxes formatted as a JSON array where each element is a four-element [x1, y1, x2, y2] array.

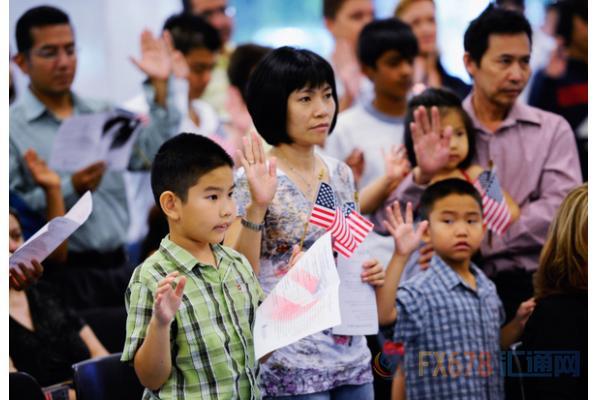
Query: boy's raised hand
[[411, 106, 452, 184], [131, 29, 172, 81], [383, 201, 428, 258], [237, 131, 277, 208], [154, 272, 187, 326]]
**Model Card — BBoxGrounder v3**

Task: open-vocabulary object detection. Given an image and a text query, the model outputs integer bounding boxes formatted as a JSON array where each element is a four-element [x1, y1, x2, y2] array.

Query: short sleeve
[[121, 281, 154, 363], [394, 286, 426, 344], [233, 170, 251, 218]]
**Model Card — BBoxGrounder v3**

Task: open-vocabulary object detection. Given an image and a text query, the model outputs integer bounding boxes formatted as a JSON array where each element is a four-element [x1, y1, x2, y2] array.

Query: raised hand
[[382, 145, 411, 190], [333, 39, 361, 99], [236, 131, 277, 208], [411, 106, 452, 184], [23, 149, 60, 190], [163, 30, 189, 79], [131, 29, 172, 81], [383, 201, 428, 258], [153, 272, 187, 326], [344, 148, 365, 186], [71, 161, 106, 194]]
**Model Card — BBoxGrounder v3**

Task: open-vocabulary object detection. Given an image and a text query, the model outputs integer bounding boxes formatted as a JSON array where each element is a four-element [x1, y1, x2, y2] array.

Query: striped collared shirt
[[394, 256, 505, 400], [122, 236, 264, 399]]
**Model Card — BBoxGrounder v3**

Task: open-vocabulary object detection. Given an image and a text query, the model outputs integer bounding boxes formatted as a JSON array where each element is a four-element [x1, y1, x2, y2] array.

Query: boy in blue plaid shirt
[[377, 179, 535, 400]]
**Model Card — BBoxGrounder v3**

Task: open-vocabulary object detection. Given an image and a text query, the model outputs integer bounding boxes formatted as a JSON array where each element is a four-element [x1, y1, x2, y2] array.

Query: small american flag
[[475, 168, 512, 235], [308, 184, 372, 258], [329, 207, 357, 257], [308, 182, 337, 229], [343, 202, 374, 244]]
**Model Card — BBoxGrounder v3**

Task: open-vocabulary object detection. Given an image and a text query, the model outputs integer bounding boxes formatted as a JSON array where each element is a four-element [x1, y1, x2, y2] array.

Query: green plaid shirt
[[121, 236, 264, 399]]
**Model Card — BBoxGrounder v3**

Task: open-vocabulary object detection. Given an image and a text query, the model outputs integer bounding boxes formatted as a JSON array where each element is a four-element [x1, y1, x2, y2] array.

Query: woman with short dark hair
[[226, 46, 385, 399]]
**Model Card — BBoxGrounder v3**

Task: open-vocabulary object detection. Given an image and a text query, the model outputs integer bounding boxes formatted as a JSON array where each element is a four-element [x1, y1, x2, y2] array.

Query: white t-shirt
[[324, 102, 405, 188]]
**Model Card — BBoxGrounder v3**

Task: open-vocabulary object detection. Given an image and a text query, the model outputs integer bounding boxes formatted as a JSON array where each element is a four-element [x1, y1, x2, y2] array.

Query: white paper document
[[49, 109, 142, 172], [253, 233, 341, 360], [9, 192, 93, 271], [333, 234, 379, 336]]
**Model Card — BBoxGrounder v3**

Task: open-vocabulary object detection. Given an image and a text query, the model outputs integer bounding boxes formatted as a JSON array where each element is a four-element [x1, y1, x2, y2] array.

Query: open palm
[[131, 30, 171, 81], [154, 273, 187, 326], [23, 149, 60, 189], [383, 201, 428, 257], [383, 145, 410, 184], [237, 131, 277, 208], [411, 106, 452, 178]]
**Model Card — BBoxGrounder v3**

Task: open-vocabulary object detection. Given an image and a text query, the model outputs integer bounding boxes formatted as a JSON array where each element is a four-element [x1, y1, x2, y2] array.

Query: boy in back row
[[121, 134, 264, 399], [379, 179, 535, 399]]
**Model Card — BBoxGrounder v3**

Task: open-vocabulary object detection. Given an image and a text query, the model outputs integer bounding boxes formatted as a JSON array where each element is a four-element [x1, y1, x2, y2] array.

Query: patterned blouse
[[234, 154, 373, 396]]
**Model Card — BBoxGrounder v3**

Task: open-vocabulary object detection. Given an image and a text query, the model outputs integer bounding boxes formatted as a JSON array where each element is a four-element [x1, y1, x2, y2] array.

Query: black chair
[[9, 372, 45, 400], [72, 353, 145, 400]]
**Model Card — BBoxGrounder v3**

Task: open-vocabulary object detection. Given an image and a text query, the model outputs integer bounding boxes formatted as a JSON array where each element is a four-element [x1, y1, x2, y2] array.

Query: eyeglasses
[[199, 5, 236, 19], [31, 45, 77, 60]]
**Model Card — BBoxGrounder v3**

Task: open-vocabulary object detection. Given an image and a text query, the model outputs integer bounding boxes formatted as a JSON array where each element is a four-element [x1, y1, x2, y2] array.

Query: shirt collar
[[463, 93, 541, 133], [363, 101, 405, 124], [22, 86, 95, 122], [159, 235, 226, 272], [430, 255, 487, 295]]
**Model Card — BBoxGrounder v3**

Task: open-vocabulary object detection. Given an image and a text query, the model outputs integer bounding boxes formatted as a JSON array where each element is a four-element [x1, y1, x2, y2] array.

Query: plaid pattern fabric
[[394, 256, 505, 400], [122, 236, 265, 399]]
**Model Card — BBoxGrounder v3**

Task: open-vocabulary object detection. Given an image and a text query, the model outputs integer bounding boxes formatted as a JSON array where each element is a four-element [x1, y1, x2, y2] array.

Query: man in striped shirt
[[122, 134, 268, 399]]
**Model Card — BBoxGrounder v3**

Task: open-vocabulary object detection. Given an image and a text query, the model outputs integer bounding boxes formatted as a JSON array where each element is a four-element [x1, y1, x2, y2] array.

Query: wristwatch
[[241, 218, 264, 232]]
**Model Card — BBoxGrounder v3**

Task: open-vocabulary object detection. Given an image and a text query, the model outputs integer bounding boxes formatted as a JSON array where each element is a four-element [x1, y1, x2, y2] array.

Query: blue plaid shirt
[[394, 256, 505, 400]]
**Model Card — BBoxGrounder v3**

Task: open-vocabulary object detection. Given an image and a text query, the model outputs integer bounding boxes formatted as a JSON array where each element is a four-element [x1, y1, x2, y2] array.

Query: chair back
[[72, 353, 145, 400], [9, 372, 45, 400]]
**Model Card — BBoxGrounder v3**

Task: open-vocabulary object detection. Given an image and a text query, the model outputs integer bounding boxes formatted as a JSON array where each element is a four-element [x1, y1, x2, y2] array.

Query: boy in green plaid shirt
[[121, 133, 277, 399]]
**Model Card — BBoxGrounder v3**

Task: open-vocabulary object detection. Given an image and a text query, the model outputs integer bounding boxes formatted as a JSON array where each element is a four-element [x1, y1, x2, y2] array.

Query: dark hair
[[323, 0, 349, 19], [358, 18, 418, 68], [16, 6, 71, 54], [494, 0, 525, 11], [404, 87, 476, 170], [556, 0, 588, 46], [245, 46, 339, 146], [420, 178, 483, 220], [464, 4, 532, 65], [151, 133, 233, 207], [227, 43, 272, 103], [163, 12, 221, 54]]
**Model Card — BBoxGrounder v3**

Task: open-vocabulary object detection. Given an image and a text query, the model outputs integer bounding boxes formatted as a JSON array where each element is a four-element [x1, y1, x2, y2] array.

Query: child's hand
[[344, 148, 365, 186], [361, 258, 385, 287], [153, 272, 187, 327], [382, 145, 410, 191], [237, 131, 277, 208], [514, 297, 536, 329], [411, 106, 452, 184], [383, 201, 428, 258], [23, 149, 61, 190]]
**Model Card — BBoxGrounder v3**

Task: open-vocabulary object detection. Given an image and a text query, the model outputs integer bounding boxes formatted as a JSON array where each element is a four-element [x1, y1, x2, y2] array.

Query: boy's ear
[[159, 191, 181, 222], [361, 64, 375, 81], [421, 222, 432, 244]]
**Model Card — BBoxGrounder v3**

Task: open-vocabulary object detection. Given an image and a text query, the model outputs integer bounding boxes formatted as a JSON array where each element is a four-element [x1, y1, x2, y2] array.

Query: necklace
[[277, 152, 324, 201]]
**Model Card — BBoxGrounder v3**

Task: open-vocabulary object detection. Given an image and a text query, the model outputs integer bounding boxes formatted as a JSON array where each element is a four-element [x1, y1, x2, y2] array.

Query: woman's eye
[[228, 191, 234, 198], [299, 96, 310, 103], [207, 195, 218, 200], [324, 92, 333, 99]]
